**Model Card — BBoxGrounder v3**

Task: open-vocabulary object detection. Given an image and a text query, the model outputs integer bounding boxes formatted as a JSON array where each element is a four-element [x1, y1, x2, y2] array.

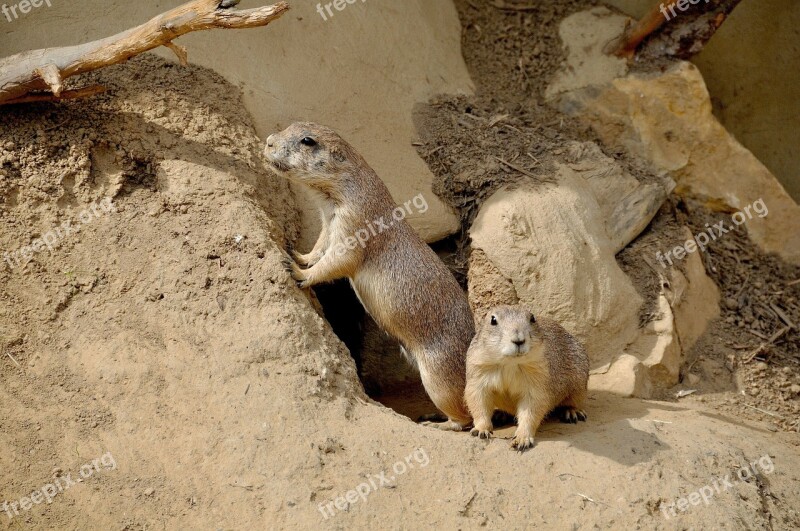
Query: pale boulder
[[594, 228, 720, 395], [469, 151, 717, 396], [469, 165, 643, 368], [545, 7, 629, 100], [563, 141, 673, 254], [547, 9, 800, 262]]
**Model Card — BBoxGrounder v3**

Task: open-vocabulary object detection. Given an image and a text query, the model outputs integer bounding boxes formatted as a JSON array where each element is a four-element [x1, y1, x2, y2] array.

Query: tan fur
[[465, 305, 589, 451], [264, 122, 474, 429]]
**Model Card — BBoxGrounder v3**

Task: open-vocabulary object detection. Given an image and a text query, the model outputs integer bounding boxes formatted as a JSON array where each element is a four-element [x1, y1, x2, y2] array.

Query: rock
[[545, 7, 629, 100], [627, 294, 681, 391], [607, 182, 672, 254], [552, 58, 800, 263], [469, 164, 643, 369], [665, 232, 721, 350], [589, 354, 652, 398], [627, 241, 719, 391], [565, 141, 673, 253], [469, 163, 717, 396]]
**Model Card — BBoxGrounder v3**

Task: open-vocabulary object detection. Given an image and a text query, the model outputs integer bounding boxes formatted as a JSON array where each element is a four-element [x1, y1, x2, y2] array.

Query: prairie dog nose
[[266, 134, 276, 148], [512, 338, 526, 346]]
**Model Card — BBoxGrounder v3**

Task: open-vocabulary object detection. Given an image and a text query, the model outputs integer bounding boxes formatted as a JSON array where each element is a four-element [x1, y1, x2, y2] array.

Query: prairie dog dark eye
[[490, 315, 498, 326], [530, 314, 536, 324], [300, 137, 317, 147]]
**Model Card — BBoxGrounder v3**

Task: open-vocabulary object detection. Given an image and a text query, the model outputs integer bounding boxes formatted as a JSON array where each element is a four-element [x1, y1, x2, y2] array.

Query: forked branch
[[0, 0, 289, 105]]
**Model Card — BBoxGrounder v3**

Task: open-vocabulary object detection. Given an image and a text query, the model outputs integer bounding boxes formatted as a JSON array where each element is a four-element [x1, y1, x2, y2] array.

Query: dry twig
[[743, 326, 791, 363], [0, 0, 289, 105], [5, 352, 21, 367], [495, 156, 538, 179], [490, 1, 537, 12]]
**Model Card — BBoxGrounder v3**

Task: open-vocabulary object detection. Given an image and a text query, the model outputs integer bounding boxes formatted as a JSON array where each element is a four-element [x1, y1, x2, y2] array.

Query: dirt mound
[[1, 3, 799, 530], [0, 54, 361, 528], [455, 0, 594, 104]]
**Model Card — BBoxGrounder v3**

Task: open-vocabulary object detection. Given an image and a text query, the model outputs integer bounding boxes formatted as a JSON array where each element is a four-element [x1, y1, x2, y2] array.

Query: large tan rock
[[469, 144, 717, 396], [667, 229, 722, 350], [563, 141, 673, 254], [548, 9, 800, 263], [0, 0, 471, 243], [469, 165, 644, 368], [607, 0, 800, 203]]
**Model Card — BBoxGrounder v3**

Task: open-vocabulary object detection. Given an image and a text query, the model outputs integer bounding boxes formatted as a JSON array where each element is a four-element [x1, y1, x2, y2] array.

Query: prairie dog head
[[263, 122, 363, 194], [474, 305, 544, 362]]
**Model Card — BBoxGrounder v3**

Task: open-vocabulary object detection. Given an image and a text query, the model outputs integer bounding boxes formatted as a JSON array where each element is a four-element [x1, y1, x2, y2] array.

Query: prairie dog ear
[[331, 147, 347, 163], [529, 312, 536, 324]]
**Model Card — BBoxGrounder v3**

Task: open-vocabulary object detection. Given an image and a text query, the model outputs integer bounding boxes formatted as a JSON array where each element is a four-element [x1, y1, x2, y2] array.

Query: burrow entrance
[[314, 279, 439, 421]]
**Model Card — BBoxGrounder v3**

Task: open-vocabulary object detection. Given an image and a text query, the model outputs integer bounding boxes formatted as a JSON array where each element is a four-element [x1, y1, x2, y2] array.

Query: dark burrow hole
[[314, 279, 439, 422], [313, 239, 516, 428], [313, 239, 467, 422]]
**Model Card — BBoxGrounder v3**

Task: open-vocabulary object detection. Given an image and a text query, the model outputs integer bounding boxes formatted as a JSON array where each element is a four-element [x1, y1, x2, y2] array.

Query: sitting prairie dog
[[263, 122, 474, 430], [465, 305, 589, 451]]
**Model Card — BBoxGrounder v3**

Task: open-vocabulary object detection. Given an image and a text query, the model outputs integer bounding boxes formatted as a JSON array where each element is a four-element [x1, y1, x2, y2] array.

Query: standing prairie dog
[[466, 305, 589, 451], [263, 122, 474, 430]]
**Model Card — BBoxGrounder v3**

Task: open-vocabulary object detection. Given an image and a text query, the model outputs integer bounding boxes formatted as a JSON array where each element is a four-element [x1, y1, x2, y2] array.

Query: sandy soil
[[0, 1, 798, 530]]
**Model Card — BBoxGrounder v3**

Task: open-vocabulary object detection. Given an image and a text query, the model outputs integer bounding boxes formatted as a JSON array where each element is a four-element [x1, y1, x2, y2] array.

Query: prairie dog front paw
[[511, 432, 535, 452], [292, 249, 323, 267], [470, 427, 493, 439]]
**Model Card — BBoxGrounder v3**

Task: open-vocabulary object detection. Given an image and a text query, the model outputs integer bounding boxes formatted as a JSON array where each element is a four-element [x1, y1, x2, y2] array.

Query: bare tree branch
[[605, 4, 667, 58], [0, 0, 289, 105], [607, 0, 743, 60]]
